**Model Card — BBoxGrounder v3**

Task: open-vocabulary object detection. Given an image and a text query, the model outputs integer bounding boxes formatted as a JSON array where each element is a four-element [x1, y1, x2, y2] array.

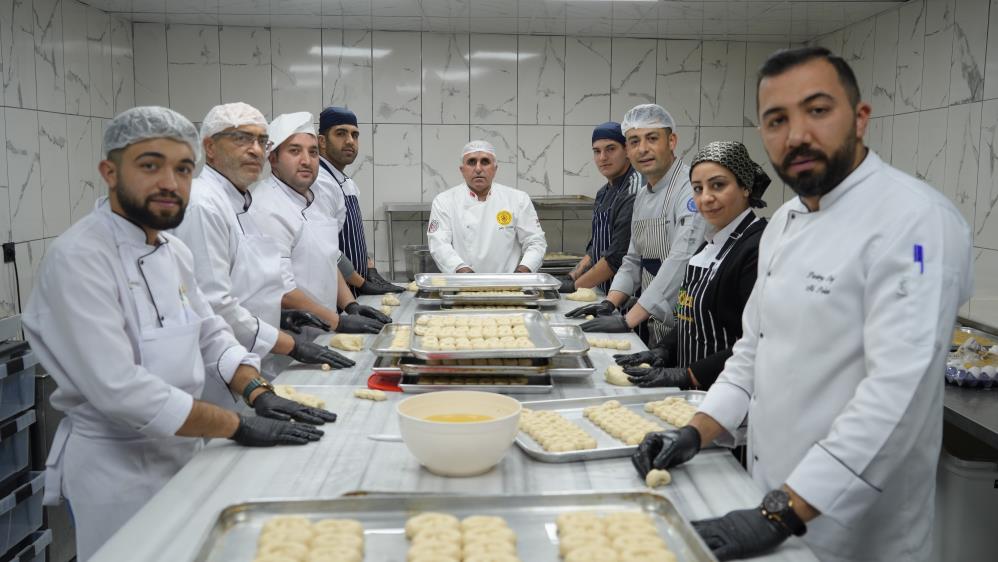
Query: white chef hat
[[200, 102, 268, 140], [103, 106, 200, 161], [620, 103, 676, 135], [462, 140, 497, 159], [267, 112, 316, 155]]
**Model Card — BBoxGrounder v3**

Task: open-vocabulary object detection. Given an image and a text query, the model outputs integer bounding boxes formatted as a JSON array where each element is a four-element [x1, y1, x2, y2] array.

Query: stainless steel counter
[[383, 195, 596, 280], [944, 386, 998, 450], [91, 292, 818, 562]]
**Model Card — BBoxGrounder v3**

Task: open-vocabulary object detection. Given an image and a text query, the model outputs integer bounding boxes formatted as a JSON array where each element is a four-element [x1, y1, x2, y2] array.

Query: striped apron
[[588, 185, 625, 295], [675, 212, 756, 368], [320, 160, 368, 293]]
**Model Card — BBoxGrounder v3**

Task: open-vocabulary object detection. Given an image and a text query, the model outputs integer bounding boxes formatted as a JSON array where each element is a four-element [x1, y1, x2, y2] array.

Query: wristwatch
[[241, 376, 274, 406], [760, 490, 807, 536]]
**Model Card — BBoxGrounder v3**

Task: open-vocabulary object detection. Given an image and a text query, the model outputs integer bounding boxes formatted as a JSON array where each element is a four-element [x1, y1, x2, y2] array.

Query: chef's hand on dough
[[252, 391, 338, 425], [336, 313, 384, 334], [632, 425, 701, 478], [230, 415, 324, 447], [692, 506, 792, 561], [565, 299, 616, 319], [357, 278, 399, 295], [280, 310, 331, 334], [614, 348, 670, 368], [366, 267, 404, 292], [625, 366, 691, 389], [344, 302, 392, 325], [289, 339, 356, 368], [557, 277, 576, 293], [580, 315, 629, 333]]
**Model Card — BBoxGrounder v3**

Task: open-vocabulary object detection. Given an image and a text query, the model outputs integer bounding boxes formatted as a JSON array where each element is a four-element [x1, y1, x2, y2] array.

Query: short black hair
[[756, 46, 861, 108]]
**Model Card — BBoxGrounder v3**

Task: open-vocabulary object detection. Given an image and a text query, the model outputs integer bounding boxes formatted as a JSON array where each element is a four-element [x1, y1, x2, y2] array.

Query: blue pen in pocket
[[913, 244, 924, 274]]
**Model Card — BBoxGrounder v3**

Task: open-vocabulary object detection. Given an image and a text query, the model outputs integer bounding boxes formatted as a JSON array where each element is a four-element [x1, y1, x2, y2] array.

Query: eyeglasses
[[214, 130, 273, 150]]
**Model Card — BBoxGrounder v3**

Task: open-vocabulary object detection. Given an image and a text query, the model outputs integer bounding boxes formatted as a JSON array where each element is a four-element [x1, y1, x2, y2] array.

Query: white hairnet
[[267, 112, 316, 155], [462, 140, 497, 159], [620, 103, 676, 134], [103, 106, 200, 160], [200, 102, 268, 140]]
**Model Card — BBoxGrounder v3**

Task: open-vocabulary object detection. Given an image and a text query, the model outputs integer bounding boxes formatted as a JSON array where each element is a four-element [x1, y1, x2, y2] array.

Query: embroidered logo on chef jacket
[[496, 210, 513, 226], [804, 271, 836, 295], [687, 197, 698, 213], [427, 219, 439, 234]]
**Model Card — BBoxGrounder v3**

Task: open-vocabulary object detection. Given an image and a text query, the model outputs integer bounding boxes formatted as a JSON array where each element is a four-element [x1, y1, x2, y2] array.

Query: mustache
[[147, 191, 183, 204], [782, 146, 827, 170]]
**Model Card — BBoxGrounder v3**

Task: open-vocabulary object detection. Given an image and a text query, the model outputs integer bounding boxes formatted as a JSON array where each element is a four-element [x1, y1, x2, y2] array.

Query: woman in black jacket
[[615, 141, 769, 390]]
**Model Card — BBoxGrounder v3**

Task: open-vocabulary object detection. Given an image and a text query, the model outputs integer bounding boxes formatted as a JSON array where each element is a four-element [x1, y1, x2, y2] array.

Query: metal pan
[[550, 324, 590, 355], [415, 272, 561, 292], [543, 253, 585, 267], [371, 355, 402, 374], [516, 391, 708, 463], [410, 310, 562, 360], [368, 323, 412, 357], [400, 374, 553, 394], [191, 491, 717, 562], [438, 288, 543, 305], [399, 356, 546, 376], [546, 355, 595, 378]]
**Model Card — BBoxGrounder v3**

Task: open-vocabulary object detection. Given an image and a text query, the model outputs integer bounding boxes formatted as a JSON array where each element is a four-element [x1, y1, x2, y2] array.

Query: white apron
[[291, 214, 341, 309], [46, 276, 205, 560]]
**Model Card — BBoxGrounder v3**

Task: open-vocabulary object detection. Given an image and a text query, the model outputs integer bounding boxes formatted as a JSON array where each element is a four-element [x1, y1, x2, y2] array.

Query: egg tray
[[190, 491, 717, 562]]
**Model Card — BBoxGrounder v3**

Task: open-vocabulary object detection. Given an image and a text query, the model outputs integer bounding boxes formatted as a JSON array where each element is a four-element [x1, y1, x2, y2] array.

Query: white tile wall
[[810, 0, 998, 327]]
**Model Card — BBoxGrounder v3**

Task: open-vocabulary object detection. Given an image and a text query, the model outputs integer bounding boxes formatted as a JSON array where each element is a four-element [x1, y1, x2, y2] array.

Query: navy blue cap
[[319, 106, 358, 133], [592, 121, 626, 146]]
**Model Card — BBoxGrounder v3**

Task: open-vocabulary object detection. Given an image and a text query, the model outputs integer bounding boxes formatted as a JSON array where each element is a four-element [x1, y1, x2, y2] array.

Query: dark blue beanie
[[592, 121, 626, 146], [319, 106, 358, 133]]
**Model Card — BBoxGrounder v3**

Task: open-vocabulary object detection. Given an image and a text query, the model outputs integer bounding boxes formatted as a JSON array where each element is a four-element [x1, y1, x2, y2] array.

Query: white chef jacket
[[22, 199, 259, 559], [172, 165, 294, 356], [313, 155, 350, 231], [609, 158, 705, 321], [427, 182, 547, 273], [698, 151, 973, 561], [249, 174, 341, 307]]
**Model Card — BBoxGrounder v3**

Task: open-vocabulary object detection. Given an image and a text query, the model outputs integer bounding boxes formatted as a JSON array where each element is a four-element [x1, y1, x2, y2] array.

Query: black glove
[[252, 391, 338, 424], [288, 338, 355, 368], [336, 313, 384, 334], [565, 299, 616, 318], [580, 315, 630, 333], [229, 415, 324, 447], [344, 301, 392, 325], [693, 507, 792, 561], [357, 278, 398, 295], [625, 366, 692, 388], [632, 425, 702, 478], [558, 277, 576, 293], [279, 310, 331, 335], [614, 347, 670, 368], [366, 267, 404, 292]]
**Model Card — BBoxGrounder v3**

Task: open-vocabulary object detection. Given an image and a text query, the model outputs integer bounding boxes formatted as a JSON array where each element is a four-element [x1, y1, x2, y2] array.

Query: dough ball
[[604, 365, 632, 386], [380, 305, 394, 316], [407, 541, 462, 561], [416, 315, 431, 325], [405, 513, 460, 538], [461, 516, 508, 531], [353, 388, 387, 401], [463, 554, 522, 562], [257, 542, 309, 560], [462, 539, 517, 557], [566, 288, 598, 302], [407, 281, 419, 292], [557, 532, 609, 557], [616, 547, 677, 562], [463, 526, 516, 545], [273, 386, 326, 409], [614, 340, 632, 350], [411, 527, 463, 545], [602, 511, 655, 528], [252, 556, 299, 562], [258, 527, 314, 546], [644, 468, 672, 488], [329, 333, 365, 352], [311, 532, 364, 552], [311, 518, 363, 537], [564, 546, 619, 562]]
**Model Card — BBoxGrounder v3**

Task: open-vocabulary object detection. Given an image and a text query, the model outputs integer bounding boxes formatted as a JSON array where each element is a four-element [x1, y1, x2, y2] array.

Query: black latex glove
[[366, 267, 404, 292], [580, 315, 630, 333], [558, 277, 577, 293], [357, 278, 398, 295], [344, 301, 392, 325], [632, 425, 702, 478], [693, 507, 792, 561], [252, 390, 338, 424], [614, 347, 671, 368], [288, 338, 355, 368], [625, 366, 692, 388], [229, 415, 324, 447], [336, 313, 384, 334], [279, 310, 331, 335], [565, 299, 616, 319]]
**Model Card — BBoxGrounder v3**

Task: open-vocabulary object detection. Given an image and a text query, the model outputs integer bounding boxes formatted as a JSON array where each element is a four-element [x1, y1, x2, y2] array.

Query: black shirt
[[585, 166, 642, 271]]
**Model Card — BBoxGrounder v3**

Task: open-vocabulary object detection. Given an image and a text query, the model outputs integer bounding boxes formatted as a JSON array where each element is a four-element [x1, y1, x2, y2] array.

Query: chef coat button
[[139, 260, 144, 265], [754, 455, 759, 462], [759, 332, 764, 339], [767, 271, 771, 277], [159, 316, 164, 321]]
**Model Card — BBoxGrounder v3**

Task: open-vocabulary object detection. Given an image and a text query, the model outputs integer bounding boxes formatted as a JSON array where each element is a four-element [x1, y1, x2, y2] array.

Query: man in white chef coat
[[427, 140, 547, 273], [568, 104, 705, 342], [22, 107, 333, 561], [172, 103, 357, 408], [251, 111, 392, 327], [632, 47, 973, 562]]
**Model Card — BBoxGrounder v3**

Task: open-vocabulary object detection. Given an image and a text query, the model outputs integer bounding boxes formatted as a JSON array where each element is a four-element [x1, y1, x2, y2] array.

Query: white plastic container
[[931, 449, 998, 562]]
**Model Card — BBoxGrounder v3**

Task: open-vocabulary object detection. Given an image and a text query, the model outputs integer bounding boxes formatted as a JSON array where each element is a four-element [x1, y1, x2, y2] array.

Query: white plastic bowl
[[396, 391, 522, 477]]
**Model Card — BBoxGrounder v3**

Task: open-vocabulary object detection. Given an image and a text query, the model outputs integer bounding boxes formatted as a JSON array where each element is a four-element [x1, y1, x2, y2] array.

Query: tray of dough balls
[[416, 272, 561, 292], [372, 355, 596, 378], [411, 310, 562, 360], [515, 392, 707, 463], [191, 491, 717, 562]]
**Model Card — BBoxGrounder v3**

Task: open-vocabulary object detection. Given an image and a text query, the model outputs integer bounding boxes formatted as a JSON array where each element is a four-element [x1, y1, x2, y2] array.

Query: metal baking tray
[[547, 355, 595, 377], [439, 288, 542, 304], [415, 272, 561, 292], [369, 323, 412, 357], [516, 391, 708, 463], [399, 356, 547, 376], [550, 324, 589, 355], [191, 491, 717, 562], [371, 355, 402, 374], [543, 253, 584, 267], [410, 310, 563, 360], [400, 374, 553, 394], [379, 355, 594, 378], [420, 290, 560, 308]]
